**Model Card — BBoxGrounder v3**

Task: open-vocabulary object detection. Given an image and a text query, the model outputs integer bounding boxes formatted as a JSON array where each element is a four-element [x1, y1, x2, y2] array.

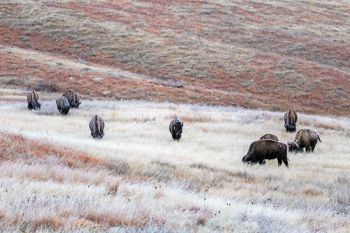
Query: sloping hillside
[[0, 0, 349, 115]]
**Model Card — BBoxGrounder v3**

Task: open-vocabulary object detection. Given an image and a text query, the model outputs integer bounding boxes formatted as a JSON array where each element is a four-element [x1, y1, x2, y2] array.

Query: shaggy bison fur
[[284, 109, 297, 132], [260, 134, 279, 141], [242, 140, 289, 167], [288, 129, 322, 153], [27, 91, 41, 110], [63, 89, 81, 108], [169, 116, 183, 141], [56, 96, 70, 115], [89, 115, 105, 139]]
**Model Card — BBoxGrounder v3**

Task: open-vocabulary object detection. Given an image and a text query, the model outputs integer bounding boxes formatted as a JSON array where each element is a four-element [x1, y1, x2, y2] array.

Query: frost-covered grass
[[0, 95, 349, 232]]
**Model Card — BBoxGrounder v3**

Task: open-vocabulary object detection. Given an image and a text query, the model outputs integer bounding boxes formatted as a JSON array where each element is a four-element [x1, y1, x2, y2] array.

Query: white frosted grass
[[0, 100, 348, 166], [0, 99, 349, 232], [0, 175, 310, 233]]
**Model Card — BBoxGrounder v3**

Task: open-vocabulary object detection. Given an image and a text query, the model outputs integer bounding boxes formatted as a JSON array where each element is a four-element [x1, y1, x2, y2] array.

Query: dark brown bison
[[63, 89, 81, 108], [284, 109, 297, 132], [260, 134, 279, 141], [27, 91, 41, 110], [89, 115, 105, 139], [169, 116, 183, 141], [242, 140, 289, 167], [288, 129, 322, 153], [56, 96, 70, 115]]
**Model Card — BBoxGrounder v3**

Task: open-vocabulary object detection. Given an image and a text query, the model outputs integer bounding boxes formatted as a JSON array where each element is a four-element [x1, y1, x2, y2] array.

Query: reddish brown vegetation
[[33, 216, 65, 231], [0, 133, 104, 168], [85, 210, 164, 227], [0, 1, 349, 116], [303, 188, 323, 197]]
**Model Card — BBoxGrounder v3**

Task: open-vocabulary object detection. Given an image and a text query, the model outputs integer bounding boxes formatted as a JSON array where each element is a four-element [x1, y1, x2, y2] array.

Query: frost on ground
[[0, 90, 349, 232]]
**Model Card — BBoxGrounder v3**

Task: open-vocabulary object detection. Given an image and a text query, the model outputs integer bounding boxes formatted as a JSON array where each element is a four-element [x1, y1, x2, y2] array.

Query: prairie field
[[0, 0, 349, 232], [0, 89, 349, 232]]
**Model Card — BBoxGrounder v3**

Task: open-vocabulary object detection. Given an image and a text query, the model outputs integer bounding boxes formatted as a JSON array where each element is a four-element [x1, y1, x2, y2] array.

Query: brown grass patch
[[0, 133, 142, 187], [107, 181, 120, 196], [303, 188, 323, 197], [196, 217, 207, 226], [33, 216, 65, 231], [0, 210, 5, 220], [0, 133, 106, 168], [85, 210, 164, 227]]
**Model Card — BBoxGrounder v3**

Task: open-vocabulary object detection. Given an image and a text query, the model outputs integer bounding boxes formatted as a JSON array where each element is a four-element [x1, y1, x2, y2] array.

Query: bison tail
[[318, 135, 322, 142]]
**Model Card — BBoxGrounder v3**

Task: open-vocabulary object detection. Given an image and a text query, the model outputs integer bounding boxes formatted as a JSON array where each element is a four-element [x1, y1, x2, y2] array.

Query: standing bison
[[288, 129, 322, 153], [242, 140, 289, 167], [284, 109, 297, 132], [169, 116, 183, 141], [89, 115, 105, 139], [63, 89, 81, 108], [56, 96, 70, 115], [27, 91, 41, 110], [260, 134, 279, 141]]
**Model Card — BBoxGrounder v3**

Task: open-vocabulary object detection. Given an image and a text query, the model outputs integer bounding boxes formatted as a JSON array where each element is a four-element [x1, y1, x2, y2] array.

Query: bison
[[260, 134, 279, 141], [242, 140, 289, 167], [89, 115, 105, 139], [63, 89, 81, 108], [284, 109, 297, 132], [56, 96, 70, 115], [169, 116, 183, 141], [27, 91, 41, 110], [288, 129, 322, 153]]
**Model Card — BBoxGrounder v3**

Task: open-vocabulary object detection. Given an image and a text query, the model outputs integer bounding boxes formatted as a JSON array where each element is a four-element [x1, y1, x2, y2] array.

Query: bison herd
[[27, 90, 322, 168], [243, 111, 322, 168]]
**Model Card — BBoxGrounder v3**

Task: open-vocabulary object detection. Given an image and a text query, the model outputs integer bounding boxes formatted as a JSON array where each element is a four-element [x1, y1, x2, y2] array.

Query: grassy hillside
[[0, 0, 349, 115], [0, 0, 349, 231], [0, 89, 349, 232]]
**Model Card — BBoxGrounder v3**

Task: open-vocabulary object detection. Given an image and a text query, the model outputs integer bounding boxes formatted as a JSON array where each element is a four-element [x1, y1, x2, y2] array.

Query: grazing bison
[[27, 91, 41, 110], [288, 129, 322, 153], [284, 109, 298, 132], [89, 115, 105, 139], [63, 89, 81, 108], [56, 96, 70, 115], [169, 116, 183, 141], [260, 134, 279, 141], [242, 140, 289, 167]]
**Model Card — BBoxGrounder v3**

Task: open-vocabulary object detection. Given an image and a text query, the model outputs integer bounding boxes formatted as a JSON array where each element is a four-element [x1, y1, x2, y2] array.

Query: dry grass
[[0, 0, 349, 116], [0, 0, 348, 231], [0, 91, 349, 232]]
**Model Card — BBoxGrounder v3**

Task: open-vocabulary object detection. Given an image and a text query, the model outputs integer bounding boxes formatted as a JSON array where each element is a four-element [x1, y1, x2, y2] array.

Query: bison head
[[33, 101, 41, 110], [285, 123, 296, 132], [71, 101, 81, 108], [242, 153, 258, 164], [172, 122, 183, 140], [287, 141, 302, 152], [56, 99, 60, 109], [91, 131, 103, 139]]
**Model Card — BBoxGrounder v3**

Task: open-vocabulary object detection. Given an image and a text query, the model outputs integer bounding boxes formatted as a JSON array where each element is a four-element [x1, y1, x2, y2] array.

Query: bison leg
[[295, 145, 304, 153], [277, 158, 282, 166], [311, 142, 317, 152], [305, 146, 312, 153], [28, 103, 34, 110], [283, 158, 289, 168], [259, 159, 265, 165]]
